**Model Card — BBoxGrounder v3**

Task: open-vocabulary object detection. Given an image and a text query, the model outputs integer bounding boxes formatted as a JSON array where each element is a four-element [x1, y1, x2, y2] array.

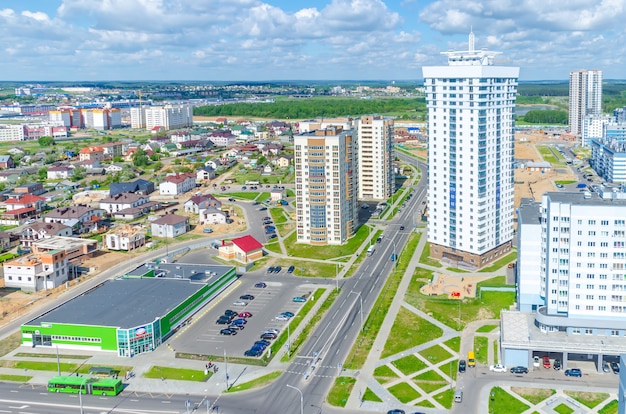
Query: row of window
[[553, 217, 626, 226], [51, 335, 101, 343]]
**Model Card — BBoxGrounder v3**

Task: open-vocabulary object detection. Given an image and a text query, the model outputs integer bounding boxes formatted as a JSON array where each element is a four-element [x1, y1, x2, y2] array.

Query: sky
[[1, 0, 625, 82]]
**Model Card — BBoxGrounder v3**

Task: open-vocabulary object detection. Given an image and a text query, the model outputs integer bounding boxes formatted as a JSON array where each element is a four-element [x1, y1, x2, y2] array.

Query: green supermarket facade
[[20, 262, 236, 358]]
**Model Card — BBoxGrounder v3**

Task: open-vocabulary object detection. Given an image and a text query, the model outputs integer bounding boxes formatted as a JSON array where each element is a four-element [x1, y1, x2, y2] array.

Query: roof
[[152, 214, 188, 226], [46, 205, 102, 219], [79, 146, 104, 154], [163, 173, 194, 184], [48, 166, 73, 172], [0, 155, 12, 162], [100, 192, 148, 204], [27, 222, 71, 234], [231, 235, 263, 253], [5, 194, 44, 204]]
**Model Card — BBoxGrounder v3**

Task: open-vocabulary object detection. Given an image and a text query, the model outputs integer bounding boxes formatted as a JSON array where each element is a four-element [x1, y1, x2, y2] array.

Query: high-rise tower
[[422, 31, 519, 268], [569, 69, 603, 142]]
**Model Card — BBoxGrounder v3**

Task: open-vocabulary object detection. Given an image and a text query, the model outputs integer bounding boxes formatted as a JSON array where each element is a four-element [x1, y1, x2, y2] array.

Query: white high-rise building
[[422, 31, 519, 267], [356, 115, 394, 201], [131, 104, 193, 131], [569, 69, 602, 141], [294, 127, 358, 245]]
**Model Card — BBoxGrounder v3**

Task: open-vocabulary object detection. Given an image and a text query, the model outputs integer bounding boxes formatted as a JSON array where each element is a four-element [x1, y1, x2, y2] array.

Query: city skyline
[[1, 0, 624, 81]]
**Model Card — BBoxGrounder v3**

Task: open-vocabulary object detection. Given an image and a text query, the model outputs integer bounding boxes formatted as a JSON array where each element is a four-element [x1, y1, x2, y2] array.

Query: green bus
[[48, 376, 123, 396]]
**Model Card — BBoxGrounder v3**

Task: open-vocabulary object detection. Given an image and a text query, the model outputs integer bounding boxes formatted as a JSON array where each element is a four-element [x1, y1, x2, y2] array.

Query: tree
[[37, 168, 48, 181], [71, 166, 86, 181], [38, 136, 54, 147], [132, 148, 150, 168]]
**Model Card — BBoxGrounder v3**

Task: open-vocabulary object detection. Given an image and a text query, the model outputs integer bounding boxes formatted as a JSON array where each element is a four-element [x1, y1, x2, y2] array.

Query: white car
[[489, 364, 507, 373], [533, 356, 540, 367], [275, 314, 290, 321], [232, 300, 248, 306]]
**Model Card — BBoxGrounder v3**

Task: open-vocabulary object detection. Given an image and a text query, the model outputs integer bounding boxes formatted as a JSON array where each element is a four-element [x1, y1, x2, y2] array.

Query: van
[[454, 390, 463, 403], [467, 351, 476, 368], [366, 246, 376, 256]]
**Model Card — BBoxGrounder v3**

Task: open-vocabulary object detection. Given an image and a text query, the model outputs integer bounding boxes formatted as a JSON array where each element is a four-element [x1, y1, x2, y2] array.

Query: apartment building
[[356, 115, 394, 201], [422, 31, 519, 268], [569, 69, 603, 141], [131, 104, 193, 131], [294, 127, 358, 245]]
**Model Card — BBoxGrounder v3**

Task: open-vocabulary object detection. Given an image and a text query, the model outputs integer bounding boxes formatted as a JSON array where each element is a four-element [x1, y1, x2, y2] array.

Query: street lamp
[[349, 291, 363, 330], [286, 384, 303, 414], [223, 348, 229, 389]]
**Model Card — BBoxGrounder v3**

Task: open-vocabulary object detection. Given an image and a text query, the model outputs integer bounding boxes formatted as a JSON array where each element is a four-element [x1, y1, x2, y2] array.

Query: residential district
[[0, 35, 624, 414]]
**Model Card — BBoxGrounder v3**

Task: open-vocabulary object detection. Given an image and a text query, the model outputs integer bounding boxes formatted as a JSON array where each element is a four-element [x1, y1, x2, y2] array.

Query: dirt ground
[[420, 273, 483, 299]]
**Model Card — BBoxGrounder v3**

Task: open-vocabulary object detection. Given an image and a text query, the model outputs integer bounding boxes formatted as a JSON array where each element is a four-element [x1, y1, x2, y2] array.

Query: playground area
[[420, 273, 486, 299]]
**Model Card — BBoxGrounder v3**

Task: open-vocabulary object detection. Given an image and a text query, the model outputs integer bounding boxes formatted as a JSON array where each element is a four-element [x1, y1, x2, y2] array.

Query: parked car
[[292, 296, 307, 303], [220, 328, 237, 335], [553, 359, 562, 371], [458, 360, 466, 373], [216, 316, 231, 324], [260, 332, 277, 340], [252, 201, 260, 205], [240, 294, 255, 300], [533, 356, 540, 367], [228, 324, 244, 331], [263, 220, 273, 225], [232, 300, 248, 306], [267, 266, 275, 273], [273, 266, 282, 273], [244, 348, 263, 357], [489, 364, 507, 373], [255, 340, 271, 347], [565, 368, 582, 377], [254, 282, 267, 288], [510, 366, 529, 374], [239, 311, 253, 318], [376, 236, 383, 243], [231, 318, 247, 326], [265, 229, 275, 234], [268, 234, 278, 239], [603, 361, 611, 373], [264, 226, 276, 231], [386, 410, 405, 414], [203, 228, 213, 233], [224, 310, 238, 318], [287, 265, 295, 273], [543, 356, 551, 369], [611, 362, 620, 374], [259, 207, 268, 211], [275, 314, 290, 321]]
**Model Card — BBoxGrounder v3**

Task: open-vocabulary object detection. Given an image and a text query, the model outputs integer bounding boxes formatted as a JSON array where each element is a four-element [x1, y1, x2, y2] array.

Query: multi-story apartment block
[[131, 104, 193, 131], [0, 125, 25, 142], [590, 139, 626, 183], [422, 31, 518, 268], [297, 118, 354, 133], [569, 69, 603, 141], [582, 114, 611, 147], [82, 108, 122, 130], [356, 115, 394, 201], [294, 127, 358, 245], [3, 250, 68, 292]]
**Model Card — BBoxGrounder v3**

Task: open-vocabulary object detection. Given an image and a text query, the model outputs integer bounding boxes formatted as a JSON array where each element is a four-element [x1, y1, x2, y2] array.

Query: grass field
[[327, 377, 356, 407], [388, 381, 421, 403], [391, 354, 427, 376], [226, 371, 281, 392], [381, 308, 443, 358], [282, 224, 369, 259], [0, 374, 32, 382], [489, 386, 530, 413]]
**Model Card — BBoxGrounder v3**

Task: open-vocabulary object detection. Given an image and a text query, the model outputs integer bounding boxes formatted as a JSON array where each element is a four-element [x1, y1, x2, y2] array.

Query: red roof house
[[218, 234, 263, 264]]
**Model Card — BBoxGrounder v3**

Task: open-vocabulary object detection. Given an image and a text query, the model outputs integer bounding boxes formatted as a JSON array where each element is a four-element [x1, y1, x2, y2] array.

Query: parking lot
[[167, 276, 316, 358]]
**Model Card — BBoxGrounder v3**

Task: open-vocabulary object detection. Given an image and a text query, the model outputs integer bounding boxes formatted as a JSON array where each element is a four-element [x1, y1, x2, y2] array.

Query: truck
[[366, 245, 376, 256]]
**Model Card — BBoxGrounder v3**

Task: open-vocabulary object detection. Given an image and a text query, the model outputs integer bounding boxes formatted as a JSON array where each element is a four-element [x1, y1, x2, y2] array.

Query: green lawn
[[598, 400, 618, 414], [327, 377, 356, 407], [143, 366, 210, 382], [489, 386, 529, 414], [419, 243, 443, 267], [226, 371, 281, 392], [443, 337, 461, 353], [14, 352, 91, 359], [479, 252, 517, 272], [282, 224, 369, 259], [477, 324, 499, 333], [563, 390, 610, 408], [263, 240, 282, 253], [388, 382, 421, 404], [412, 370, 447, 394], [0, 374, 32, 382], [269, 207, 288, 224], [477, 276, 510, 288], [433, 388, 455, 409], [381, 308, 443, 358], [223, 192, 259, 200], [415, 399, 435, 408], [474, 337, 489, 365], [418, 345, 452, 364], [344, 232, 421, 369], [440, 359, 458, 381], [493, 340, 499, 364], [554, 403, 575, 414], [511, 387, 555, 405], [555, 180, 577, 185], [391, 354, 427, 375], [373, 365, 400, 384], [362, 387, 383, 402]]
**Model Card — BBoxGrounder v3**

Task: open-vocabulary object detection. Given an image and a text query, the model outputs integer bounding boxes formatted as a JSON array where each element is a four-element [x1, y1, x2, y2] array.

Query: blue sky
[[1, 0, 624, 81]]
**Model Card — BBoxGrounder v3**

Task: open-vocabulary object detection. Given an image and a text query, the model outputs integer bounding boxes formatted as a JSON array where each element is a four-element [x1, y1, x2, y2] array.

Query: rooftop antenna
[[468, 26, 475, 52]]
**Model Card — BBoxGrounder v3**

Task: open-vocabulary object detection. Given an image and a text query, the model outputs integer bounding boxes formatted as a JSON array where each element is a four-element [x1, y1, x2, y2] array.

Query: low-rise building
[[21, 222, 73, 248], [79, 146, 105, 163], [32, 236, 99, 263], [109, 179, 154, 196], [105, 225, 146, 251], [159, 173, 196, 195], [44, 205, 105, 234], [99, 193, 151, 214], [0, 155, 15, 169], [47, 166, 74, 180], [184, 194, 221, 214], [199, 207, 227, 225], [218, 234, 263, 264], [150, 214, 189, 238], [3, 250, 68, 292], [2, 194, 46, 220]]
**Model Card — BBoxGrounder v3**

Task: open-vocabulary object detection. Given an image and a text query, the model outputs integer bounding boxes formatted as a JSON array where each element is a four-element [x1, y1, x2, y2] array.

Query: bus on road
[[48, 376, 123, 396]]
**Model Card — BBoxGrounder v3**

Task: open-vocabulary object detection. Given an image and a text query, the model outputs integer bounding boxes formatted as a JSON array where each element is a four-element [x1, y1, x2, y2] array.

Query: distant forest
[[194, 98, 427, 120]]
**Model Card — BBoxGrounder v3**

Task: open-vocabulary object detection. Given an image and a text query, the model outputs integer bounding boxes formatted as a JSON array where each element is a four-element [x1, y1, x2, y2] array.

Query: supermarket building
[[20, 262, 236, 357]]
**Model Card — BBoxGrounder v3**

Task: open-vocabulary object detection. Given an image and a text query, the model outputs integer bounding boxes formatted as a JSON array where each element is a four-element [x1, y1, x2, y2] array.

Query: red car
[[238, 311, 253, 318], [543, 356, 551, 369]]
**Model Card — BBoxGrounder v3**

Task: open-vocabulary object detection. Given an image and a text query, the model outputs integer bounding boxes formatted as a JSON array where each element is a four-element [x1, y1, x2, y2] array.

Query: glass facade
[[117, 321, 160, 357]]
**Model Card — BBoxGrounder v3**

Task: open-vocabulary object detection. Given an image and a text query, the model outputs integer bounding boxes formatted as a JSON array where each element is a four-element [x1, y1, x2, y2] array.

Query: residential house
[[0, 231, 19, 252], [105, 225, 145, 251], [7, 147, 24, 156], [54, 180, 79, 192], [111, 201, 161, 220], [3, 194, 46, 220], [261, 142, 283, 157], [199, 207, 227, 225], [0, 169, 27, 183], [44, 205, 105, 234], [15, 182, 45, 195], [3, 250, 68, 292], [170, 131, 192, 144], [104, 163, 124, 174], [21, 222, 73, 248], [78, 146, 105, 163], [205, 158, 221, 170], [110, 179, 155, 196], [262, 164, 273, 175], [99, 193, 151, 214], [47, 166, 74, 180], [274, 155, 293, 168], [150, 214, 189, 238], [196, 166, 216, 182], [0, 155, 15, 169], [218, 234, 263, 264], [159, 173, 196, 195], [184, 194, 221, 214], [32, 236, 99, 262], [207, 130, 237, 147], [100, 142, 125, 159]]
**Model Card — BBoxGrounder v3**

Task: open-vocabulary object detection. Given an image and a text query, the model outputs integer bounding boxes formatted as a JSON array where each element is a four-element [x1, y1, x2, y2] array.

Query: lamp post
[[287, 322, 291, 356], [286, 384, 303, 414], [79, 383, 84, 414], [349, 291, 363, 330], [223, 348, 229, 389]]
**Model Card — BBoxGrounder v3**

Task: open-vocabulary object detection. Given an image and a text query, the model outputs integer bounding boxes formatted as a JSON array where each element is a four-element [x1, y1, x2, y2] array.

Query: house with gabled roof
[[79, 146, 104, 163], [47, 166, 74, 180], [199, 206, 227, 225], [99, 193, 151, 214], [150, 214, 189, 238], [196, 166, 216, 182], [159, 173, 196, 195], [3, 194, 46, 220], [0, 155, 14, 169], [184, 194, 221, 214], [218, 234, 263, 264], [21, 222, 73, 248]]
